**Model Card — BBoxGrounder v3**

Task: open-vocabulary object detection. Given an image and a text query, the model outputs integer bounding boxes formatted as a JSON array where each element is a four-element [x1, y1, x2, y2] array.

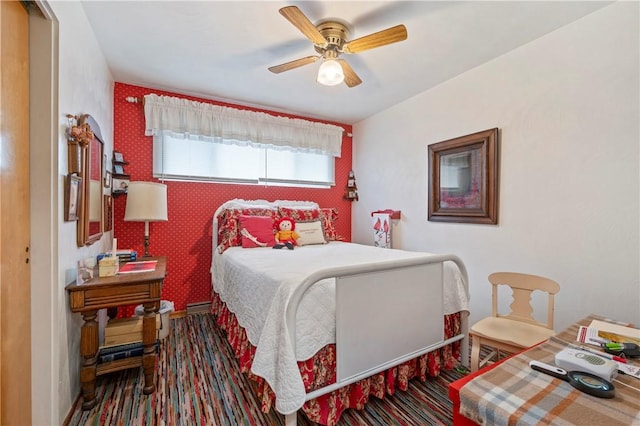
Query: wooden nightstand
[[65, 256, 167, 410]]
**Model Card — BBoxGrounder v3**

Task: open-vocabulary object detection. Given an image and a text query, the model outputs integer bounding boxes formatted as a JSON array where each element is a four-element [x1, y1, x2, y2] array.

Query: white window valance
[[143, 94, 343, 157]]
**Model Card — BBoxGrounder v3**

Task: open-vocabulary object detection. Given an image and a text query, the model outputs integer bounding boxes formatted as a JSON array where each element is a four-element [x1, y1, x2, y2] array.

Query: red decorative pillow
[[239, 215, 276, 248], [278, 207, 321, 222], [217, 208, 277, 253], [319, 207, 339, 241]]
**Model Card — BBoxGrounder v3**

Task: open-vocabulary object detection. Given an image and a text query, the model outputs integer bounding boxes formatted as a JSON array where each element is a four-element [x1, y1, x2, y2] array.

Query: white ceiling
[[81, 1, 610, 124]]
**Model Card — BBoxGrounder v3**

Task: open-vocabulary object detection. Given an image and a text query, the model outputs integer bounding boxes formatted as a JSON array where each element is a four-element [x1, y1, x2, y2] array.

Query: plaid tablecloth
[[459, 315, 640, 425]]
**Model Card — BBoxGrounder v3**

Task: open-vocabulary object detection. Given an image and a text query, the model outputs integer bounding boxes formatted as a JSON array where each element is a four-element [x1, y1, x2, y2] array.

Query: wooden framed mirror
[[76, 114, 104, 246]]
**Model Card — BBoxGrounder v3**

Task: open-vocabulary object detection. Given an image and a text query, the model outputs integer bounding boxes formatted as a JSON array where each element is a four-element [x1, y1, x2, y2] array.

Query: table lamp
[[124, 181, 168, 257]]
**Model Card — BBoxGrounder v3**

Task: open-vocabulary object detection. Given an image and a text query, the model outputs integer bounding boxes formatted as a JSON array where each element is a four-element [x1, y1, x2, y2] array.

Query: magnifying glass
[[529, 360, 615, 399]]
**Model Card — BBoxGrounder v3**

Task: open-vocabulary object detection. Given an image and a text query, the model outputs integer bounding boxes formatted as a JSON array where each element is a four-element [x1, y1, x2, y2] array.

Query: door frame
[[28, 1, 59, 424]]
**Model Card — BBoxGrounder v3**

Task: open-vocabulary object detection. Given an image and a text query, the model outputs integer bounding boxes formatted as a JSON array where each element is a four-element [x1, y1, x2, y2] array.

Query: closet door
[[0, 1, 32, 424]]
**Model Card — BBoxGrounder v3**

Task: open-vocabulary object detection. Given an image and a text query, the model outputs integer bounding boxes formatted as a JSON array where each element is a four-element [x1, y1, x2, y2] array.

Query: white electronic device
[[554, 348, 618, 381]]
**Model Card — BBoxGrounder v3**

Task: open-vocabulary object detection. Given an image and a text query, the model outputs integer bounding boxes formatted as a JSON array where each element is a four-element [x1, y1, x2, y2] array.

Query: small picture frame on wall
[[112, 176, 130, 193], [65, 173, 82, 221], [104, 170, 112, 188], [113, 164, 124, 175], [113, 151, 125, 163]]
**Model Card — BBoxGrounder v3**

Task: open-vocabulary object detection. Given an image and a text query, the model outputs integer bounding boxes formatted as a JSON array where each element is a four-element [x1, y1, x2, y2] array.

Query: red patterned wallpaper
[[113, 82, 353, 312]]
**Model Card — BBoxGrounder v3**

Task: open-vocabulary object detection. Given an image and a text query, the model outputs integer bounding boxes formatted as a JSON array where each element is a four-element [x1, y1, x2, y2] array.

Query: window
[[153, 134, 335, 187]]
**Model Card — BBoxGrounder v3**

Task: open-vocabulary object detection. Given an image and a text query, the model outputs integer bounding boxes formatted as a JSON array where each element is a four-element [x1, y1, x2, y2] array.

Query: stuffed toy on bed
[[273, 217, 299, 250]]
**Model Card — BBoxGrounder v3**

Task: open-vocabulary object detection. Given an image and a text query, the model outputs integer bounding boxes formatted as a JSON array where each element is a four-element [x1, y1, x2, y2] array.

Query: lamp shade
[[317, 59, 344, 86], [124, 181, 168, 222]]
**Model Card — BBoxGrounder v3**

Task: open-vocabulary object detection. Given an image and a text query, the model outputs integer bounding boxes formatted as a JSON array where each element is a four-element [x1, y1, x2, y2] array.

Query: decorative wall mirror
[[75, 114, 104, 246]]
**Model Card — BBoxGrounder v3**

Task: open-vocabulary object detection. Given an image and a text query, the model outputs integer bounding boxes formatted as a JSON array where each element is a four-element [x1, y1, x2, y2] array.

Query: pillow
[[278, 207, 321, 222], [319, 207, 339, 241], [295, 221, 327, 246], [239, 215, 276, 248], [217, 207, 277, 253], [278, 206, 340, 241], [274, 200, 319, 209]]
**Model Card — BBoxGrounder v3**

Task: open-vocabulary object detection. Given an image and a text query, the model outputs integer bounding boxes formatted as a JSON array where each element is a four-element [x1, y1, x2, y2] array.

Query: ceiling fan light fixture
[[317, 59, 344, 86]]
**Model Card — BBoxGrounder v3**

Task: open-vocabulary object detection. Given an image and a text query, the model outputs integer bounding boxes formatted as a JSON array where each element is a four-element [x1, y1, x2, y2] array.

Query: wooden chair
[[469, 272, 560, 372]]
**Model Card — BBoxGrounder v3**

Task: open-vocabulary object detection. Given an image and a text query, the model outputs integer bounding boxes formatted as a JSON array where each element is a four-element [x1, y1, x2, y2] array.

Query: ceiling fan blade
[[279, 6, 326, 46], [268, 56, 320, 74], [337, 59, 362, 88], [343, 24, 408, 54]]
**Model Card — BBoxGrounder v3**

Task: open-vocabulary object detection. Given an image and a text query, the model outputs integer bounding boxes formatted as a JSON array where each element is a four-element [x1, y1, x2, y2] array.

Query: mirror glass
[[77, 114, 104, 246], [439, 148, 481, 209]]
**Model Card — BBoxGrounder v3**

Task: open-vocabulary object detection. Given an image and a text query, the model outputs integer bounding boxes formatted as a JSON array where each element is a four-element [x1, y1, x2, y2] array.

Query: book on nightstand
[[118, 260, 157, 274], [98, 342, 144, 362], [97, 250, 138, 264], [98, 341, 158, 363]]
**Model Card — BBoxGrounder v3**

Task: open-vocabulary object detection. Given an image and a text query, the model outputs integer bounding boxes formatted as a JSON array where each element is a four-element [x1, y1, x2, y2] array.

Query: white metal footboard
[[284, 254, 469, 425]]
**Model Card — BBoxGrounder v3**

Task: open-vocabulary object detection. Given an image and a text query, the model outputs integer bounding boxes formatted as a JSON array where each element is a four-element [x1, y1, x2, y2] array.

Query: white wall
[[30, 2, 114, 424], [352, 2, 639, 333]]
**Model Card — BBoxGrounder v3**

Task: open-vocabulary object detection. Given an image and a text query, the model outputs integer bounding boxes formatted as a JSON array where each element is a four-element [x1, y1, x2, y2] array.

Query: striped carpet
[[66, 314, 468, 425]]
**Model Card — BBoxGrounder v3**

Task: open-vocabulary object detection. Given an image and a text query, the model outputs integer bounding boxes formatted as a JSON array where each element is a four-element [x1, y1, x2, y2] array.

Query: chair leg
[[470, 337, 481, 372], [481, 349, 497, 370]]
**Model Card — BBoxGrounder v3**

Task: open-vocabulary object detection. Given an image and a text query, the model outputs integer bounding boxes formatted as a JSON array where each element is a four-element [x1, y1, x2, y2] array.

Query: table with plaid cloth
[[459, 315, 640, 425]]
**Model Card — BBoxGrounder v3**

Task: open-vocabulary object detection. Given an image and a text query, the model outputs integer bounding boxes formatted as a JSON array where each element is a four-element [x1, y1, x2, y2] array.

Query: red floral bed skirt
[[211, 292, 462, 426]]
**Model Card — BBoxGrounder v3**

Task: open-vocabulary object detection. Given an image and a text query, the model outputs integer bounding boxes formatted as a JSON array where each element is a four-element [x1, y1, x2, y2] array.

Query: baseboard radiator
[[186, 301, 211, 315]]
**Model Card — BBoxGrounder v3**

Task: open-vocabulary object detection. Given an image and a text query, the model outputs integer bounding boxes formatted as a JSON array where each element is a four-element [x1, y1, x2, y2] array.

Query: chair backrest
[[489, 272, 560, 330]]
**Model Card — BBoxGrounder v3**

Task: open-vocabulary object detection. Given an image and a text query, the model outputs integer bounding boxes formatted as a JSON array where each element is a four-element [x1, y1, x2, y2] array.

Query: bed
[[209, 199, 470, 425]]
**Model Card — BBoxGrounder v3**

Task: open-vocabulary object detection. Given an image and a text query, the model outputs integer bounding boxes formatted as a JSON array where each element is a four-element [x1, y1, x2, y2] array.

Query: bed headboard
[[211, 199, 320, 256]]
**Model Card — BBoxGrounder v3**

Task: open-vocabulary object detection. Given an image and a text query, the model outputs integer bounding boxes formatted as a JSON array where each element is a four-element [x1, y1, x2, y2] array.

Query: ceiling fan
[[268, 6, 408, 88]]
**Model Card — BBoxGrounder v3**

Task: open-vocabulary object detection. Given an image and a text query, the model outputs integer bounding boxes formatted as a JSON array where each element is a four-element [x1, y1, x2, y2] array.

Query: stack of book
[[97, 249, 137, 264], [115, 249, 137, 263], [98, 341, 144, 363], [103, 315, 159, 346], [98, 341, 159, 363]]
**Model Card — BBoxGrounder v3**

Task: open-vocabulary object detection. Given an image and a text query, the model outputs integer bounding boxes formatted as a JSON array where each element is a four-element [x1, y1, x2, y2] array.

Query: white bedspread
[[211, 241, 469, 415]]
